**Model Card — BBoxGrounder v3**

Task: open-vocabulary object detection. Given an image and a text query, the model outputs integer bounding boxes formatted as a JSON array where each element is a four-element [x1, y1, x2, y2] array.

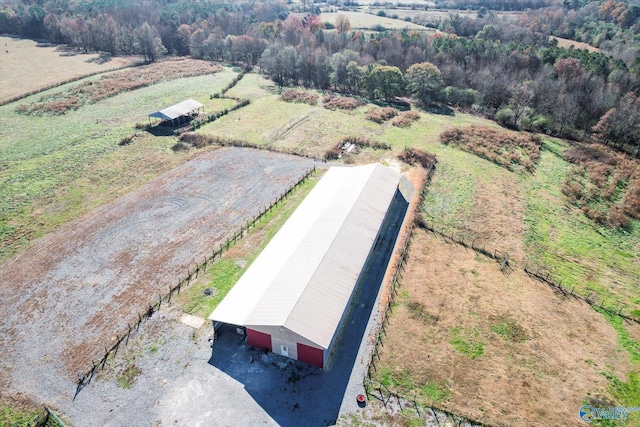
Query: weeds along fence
[[362, 163, 485, 426], [27, 407, 67, 427], [177, 132, 327, 164], [363, 165, 487, 426], [0, 61, 143, 107], [415, 220, 640, 325], [73, 166, 316, 399]]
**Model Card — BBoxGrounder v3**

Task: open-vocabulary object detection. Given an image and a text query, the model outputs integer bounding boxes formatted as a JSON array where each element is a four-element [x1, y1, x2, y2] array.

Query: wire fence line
[[362, 163, 489, 426], [27, 406, 67, 427], [73, 166, 316, 399], [415, 220, 640, 325]]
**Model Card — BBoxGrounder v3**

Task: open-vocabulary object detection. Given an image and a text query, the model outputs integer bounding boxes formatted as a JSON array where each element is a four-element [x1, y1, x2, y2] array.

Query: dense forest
[[1, 0, 639, 152]]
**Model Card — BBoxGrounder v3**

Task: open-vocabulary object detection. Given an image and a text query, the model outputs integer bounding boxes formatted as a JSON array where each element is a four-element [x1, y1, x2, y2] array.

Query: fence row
[[361, 163, 488, 427], [415, 220, 639, 325], [0, 60, 143, 107], [27, 406, 67, 427], [73, 166, 316, 399]]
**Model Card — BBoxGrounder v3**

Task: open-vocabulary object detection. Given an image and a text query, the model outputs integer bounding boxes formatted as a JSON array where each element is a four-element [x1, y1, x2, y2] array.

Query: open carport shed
[[148, 99, 204, 127], [209, 163, 413, 368]]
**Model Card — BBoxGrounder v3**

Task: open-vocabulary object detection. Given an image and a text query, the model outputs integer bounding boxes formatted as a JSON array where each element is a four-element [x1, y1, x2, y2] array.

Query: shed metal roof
[[209, 164, 407, 349], [149, 99, 203, 121]]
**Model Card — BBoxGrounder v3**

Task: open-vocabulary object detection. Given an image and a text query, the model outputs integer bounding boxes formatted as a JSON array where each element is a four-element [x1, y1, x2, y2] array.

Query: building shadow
[[208, 190, 409, 427]]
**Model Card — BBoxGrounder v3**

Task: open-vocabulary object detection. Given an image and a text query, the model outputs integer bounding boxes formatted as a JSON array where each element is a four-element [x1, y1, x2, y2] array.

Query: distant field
[[0, 67, 239, 260], [0, 36, 140, 103], [552, 36, 600, 52], [320, 11, 432, 31]]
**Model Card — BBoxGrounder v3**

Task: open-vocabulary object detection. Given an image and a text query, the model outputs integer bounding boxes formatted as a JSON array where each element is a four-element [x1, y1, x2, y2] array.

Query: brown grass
[[366, 106, 399, 124], [397, 147, 437, 170], [280, 89, 319, 105], [562, 143, 640, 228], [440, 125, 541, 172], [391, 111, 420, 128], [551, 36, 601, 53], [375, 229, 637, 427], [321, 95, 363, 110], [16, 59, 221, 115], [0, 36, 140, 103]]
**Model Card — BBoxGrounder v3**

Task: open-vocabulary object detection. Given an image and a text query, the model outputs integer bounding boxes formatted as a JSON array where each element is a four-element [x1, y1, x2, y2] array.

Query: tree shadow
[[208, 190, 409, 427], [418, 104, 455, 116]]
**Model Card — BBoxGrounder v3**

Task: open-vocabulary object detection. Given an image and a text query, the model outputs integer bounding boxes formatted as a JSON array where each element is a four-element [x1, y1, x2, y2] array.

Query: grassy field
[[198, 88, 640, 316], [199, 91, 490, 158], [372, 229, 640, 426], [0, 36, 140, 102], [0, 66, 239, 260], [171, 172, 321, 318], [552, 36, 601, 52], [1, 62, 638, 426], [194, 83, 639, 424], [320, 11, 432, 31]]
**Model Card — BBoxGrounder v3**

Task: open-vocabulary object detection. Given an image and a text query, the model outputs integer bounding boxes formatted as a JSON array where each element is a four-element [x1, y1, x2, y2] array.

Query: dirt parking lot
[[0, 147, 313, 407]]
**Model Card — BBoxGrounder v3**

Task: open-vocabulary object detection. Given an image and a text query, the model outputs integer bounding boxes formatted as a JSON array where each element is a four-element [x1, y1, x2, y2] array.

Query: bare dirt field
[[375, 228, 638, 426], [0, 147, 313, 406], [0, 36, 140, 103]]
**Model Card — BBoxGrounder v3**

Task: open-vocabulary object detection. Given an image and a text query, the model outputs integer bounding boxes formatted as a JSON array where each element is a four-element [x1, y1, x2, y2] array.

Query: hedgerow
[[440, 125, 541, 172], [562, 144, 640, 228]]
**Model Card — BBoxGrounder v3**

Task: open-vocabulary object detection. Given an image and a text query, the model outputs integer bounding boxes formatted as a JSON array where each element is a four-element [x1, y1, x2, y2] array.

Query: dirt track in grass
[[0, 147, 314, 404]]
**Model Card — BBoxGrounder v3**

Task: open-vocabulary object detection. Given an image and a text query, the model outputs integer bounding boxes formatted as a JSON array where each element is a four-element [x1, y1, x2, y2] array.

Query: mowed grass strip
[[171, 173, 321, 318], [0, 67, 239, 260]]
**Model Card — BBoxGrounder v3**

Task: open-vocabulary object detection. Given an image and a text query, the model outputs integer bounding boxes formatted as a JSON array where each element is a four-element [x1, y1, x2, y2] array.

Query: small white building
[[209, 163, 413, 368], [148, 99, 204, 127]]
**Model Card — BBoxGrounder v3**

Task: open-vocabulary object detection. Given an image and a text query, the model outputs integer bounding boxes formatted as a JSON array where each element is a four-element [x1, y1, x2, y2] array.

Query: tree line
[[1, 0, 639, 151]]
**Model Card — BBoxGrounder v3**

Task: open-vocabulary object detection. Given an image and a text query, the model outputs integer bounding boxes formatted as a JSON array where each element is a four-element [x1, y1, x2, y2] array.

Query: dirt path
[[0, 147, 313, 406]]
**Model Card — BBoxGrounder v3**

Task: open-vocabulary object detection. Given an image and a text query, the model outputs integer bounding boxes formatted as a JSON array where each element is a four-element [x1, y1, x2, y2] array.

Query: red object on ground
[[357, 394, 365, 403]]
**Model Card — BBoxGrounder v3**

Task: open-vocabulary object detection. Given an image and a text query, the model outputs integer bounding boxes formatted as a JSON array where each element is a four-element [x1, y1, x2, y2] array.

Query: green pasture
[[0, 67, 239, 260]]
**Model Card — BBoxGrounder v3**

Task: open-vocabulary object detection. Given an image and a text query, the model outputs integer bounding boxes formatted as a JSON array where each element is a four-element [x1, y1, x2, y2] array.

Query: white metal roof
[[149, 99, 203, 121], [209, 163, 406, 349]]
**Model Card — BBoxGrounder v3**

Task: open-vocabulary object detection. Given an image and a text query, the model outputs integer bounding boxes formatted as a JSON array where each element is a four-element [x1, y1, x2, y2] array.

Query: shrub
[[562, 143, 640, 228], [118, 135, 135, 146], [322, 95, 363, 110], [397, 147, 437, 170], [440, 125, 541, 172], [281, 90, 318, 105], [391, 111, 420, 127], [366, 107, 399, 123], [324, 146, 341, 161]]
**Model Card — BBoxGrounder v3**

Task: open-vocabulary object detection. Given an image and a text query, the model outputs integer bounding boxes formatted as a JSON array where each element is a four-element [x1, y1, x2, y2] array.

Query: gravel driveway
[[44, 175, 410, 427]]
